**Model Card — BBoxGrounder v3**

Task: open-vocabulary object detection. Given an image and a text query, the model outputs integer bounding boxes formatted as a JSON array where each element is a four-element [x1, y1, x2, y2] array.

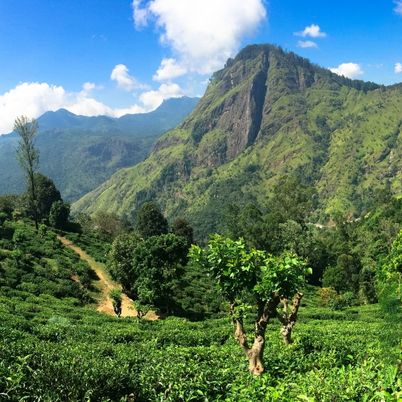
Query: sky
[[0, 0, 401, 134]]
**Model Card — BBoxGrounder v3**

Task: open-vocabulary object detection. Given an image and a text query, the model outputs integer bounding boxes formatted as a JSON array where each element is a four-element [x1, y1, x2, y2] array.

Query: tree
[[109, 233, 141, 296], [172, 218, 194, 245], [14, 116, 39, 230], [49, 200, 70, 230], [109, 233, 188, 313], [31, 173, 62, 221], [378, 229, 402, 301], [189, 235, 309, 375], [136, 202, 168, 238], [92, 211, 125, 238], [0, 195, 19, 218]]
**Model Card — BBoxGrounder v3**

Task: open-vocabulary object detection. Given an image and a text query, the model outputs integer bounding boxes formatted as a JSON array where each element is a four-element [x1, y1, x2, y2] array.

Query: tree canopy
[[136, 202, 168, 238], [189, 235, 310, 374]]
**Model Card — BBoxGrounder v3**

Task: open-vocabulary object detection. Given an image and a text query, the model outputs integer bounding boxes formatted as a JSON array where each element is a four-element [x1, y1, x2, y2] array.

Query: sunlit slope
[[73, 44, 402, 234]]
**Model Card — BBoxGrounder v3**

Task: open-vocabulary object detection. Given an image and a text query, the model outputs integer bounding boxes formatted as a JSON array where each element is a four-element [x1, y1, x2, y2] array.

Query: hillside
[[0, 219, 399, 400], [73, 44, 402, 235], [0, 97, 199, 201]]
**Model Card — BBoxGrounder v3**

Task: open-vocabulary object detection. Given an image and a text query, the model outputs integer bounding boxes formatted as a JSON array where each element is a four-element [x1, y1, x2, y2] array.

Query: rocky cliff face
[[73, 44, 402, 237]]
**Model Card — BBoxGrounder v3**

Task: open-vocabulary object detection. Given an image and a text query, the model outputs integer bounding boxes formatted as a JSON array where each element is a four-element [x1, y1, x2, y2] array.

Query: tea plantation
[[0, 220, 401, 401]]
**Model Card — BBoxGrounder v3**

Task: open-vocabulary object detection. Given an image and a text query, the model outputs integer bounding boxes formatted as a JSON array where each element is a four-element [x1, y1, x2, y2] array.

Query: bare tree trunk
[[230, 295, 280, 375], [278, 292, 303, 345], [247, 337, 265, 375]]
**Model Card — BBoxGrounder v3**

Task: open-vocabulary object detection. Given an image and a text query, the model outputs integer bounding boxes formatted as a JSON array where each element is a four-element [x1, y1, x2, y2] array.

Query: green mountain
[[73, 44, 402, 235], [0, 97, 199, 201]]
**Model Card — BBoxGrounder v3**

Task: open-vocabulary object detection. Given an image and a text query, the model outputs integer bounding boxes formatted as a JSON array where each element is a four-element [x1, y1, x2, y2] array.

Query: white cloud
[[0, 80, 169, 134], [395, 62, 402, 73], [139, 83, 183, 110], [296, 24, 326, 38], [133, 0, 267, 75], [82, 82, 96, 92], [394, 0, 402, 15], [0, 82, 67, 134], [110, 64, 145, 91], [330, 63, 364, 79], [153, 58, 187, 81], [297, 40, 318, 49], [133, 0, 149, 27]]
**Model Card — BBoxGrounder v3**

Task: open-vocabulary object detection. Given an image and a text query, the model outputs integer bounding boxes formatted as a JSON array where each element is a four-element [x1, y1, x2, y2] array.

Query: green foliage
[[317, 287, 339, 307], [0, 195, 19, 218], [135, 202, 168, 238], [109, 233, 141, 293], [91, 210, 126, 238], [1, 216, 401, 400], [0, 220, 94, 302], [172, 217, 194, 245], [28, 173, 62, 221], [377, 230, 402, 346], [109, 233, 189, 312], [0, 293, 400, 401], [49, 200, 70, 230], [190, 235, 309, 303]]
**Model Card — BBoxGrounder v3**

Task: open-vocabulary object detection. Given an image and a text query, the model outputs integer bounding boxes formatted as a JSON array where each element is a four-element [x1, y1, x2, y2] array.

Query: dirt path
[[58, 235, 157, 319]]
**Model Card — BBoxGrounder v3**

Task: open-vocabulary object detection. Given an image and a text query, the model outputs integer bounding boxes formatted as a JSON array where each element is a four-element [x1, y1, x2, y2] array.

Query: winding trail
[[58, 235, 157, 319]]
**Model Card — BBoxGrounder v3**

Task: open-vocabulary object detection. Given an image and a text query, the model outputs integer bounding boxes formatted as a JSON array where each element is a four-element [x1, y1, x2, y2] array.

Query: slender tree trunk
[[278, 292, 303, 345], [29, 170, 38, 231]]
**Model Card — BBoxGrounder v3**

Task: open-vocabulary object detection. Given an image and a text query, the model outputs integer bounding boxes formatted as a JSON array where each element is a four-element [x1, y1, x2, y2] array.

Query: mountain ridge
[[72, 44, 402, 236], [0, 97, 199, 200]]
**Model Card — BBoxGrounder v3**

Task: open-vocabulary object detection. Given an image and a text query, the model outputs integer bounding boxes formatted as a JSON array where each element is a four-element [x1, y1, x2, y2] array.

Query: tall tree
[[14, 116, 39, 230], [30, 173, 62, 221], [136, 202, 168, 238]]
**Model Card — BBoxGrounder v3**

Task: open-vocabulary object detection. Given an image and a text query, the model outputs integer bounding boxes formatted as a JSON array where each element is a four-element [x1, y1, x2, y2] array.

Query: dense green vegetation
[[1, 191, 401, 400], [1, 45, 401, 401], [0, 220, 94, 302], [0, 97, 199, 201], [0, 269, 400, 400], [73, 44, 402, 240]]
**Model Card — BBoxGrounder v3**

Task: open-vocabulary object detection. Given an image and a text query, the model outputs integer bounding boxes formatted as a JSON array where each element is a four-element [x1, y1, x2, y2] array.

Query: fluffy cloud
[[296, 24, 326, 38], [111, 64, 145, 91], [0, 82, 67, 134], [395, 62, 402, 73], [330, 63, 363, 79], [133, 0, 267, 75], [394, 1, 402, 15], [297, 40, 318, 49], [139, 83, 183, 110], [153, 58, 187, 81], [0, 80, 167, 134]]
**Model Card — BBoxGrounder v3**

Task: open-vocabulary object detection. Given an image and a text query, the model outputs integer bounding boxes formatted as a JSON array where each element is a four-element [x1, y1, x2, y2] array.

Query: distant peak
[[39, 108, 77, 118], [53, 108, 76, 116]]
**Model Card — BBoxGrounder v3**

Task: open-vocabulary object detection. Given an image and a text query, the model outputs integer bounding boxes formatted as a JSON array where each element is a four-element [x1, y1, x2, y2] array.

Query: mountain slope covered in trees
[[73, 44, 402, 235], [0, 97, 199, 201]]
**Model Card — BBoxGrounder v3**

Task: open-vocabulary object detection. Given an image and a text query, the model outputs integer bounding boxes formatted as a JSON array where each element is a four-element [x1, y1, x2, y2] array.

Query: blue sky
[[0, 0, 401, 133]]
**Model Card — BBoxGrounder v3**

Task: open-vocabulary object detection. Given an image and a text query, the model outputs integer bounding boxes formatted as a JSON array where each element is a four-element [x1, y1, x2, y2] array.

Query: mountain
[[0, 97, 199, 201], [72, 44, 402, 235]]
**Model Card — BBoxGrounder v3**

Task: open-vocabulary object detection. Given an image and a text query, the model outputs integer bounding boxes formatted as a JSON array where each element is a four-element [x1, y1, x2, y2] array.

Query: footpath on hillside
[[57, 235, 157, 319]]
